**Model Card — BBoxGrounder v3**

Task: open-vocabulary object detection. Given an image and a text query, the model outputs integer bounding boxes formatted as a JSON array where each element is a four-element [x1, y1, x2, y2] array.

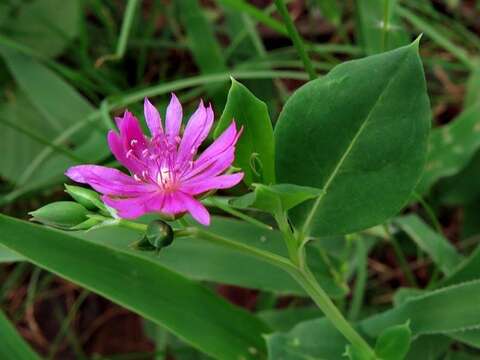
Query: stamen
[[130, 139, 138, 146], [126, 149, 134, 158]]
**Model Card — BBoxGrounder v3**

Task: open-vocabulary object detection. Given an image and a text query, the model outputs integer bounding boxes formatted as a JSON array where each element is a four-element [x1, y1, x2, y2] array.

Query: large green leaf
[[267, 280, 480, 359], [0, 245, 24, 263], [275, 42, 431, 236], [1, 0, 80, 58], [216, 79, 276, 185], [78, 217, 346, 298], [0, 309, 41, 360], [356, 0, 409, 55], [0, 214, 268, 359]]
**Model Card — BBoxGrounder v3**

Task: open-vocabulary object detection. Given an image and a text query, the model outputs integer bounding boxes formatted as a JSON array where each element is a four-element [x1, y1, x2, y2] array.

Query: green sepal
[[29, 201, 89, 229]]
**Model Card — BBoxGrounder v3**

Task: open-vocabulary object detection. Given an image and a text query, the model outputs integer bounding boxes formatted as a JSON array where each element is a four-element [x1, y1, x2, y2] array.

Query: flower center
[[156, 165, 176, 191]]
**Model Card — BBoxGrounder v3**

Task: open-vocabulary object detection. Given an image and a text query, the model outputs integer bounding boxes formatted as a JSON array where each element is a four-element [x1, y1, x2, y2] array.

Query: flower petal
[[181, 173, 244, 195], [144, 98, 163, 137], [181, 149, 235, 182], [166, 93, 182, 138], [176, 101, 213, 165], [102, 194, 154, 219], [160, 192, 187, 215], [107, 131, 144, 174], [178, 193, 210, 225], [66, 165, 155, 196], [196, 121, 238, 166], [116, 111, 148, 151]]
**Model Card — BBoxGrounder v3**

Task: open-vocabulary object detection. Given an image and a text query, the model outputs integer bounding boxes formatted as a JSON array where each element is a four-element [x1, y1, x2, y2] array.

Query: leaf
[[2, 0, 81, 58], [259, 307, 321, 332], [232, 184, 323, 214], [79, 216, 347, 298], [416, 102, 480, 194], [0, 214, 268, 359], [437, 151, 480, 207], [267, 280, 480, 359], [0, 309, 41, 360], [216, 78, 276, 185], [464, 61, 480, 107], [374, 322, 411, 360], [356, 0, 409, 55], [395, 214, 464, 275], [440, 245, 480, 287], [0, 92, 51, 182], [275, 41, 431, 237], [0, 49, 108, 197], [0, 245, 24, 263]]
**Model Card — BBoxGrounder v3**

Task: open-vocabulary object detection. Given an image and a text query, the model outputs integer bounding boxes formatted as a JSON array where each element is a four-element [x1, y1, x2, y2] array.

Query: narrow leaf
[[0, 214, 268, 359]]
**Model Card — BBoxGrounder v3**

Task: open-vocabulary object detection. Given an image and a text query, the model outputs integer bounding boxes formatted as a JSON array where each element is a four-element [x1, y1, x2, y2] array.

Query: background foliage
[[1, 0, 480, 359]]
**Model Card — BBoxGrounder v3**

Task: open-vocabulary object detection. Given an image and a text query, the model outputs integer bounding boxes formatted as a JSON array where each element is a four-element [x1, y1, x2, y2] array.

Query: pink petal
[[182, 121, 239, 181], [197, 121, 238, 166], [116, 111, 148, 151], [181, 150, 235, 182], [176, 101, 213, 165], [178, 193, 210, 225], [181, 173, 244, 195], [107, 131, 144, 174], [166, 93, 182, 138], [102, 194, 155, 219], [66, 165, 155, 196], [161, 192, 187, 215], [144, 98, 163, 137]]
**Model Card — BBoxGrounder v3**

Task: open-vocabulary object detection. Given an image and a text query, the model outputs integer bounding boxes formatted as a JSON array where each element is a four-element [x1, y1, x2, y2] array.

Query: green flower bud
[[29, 201, 89, 229], [146, 220, 174, 250], [64, 184, 107, 212], [133, 220, 174, 252]]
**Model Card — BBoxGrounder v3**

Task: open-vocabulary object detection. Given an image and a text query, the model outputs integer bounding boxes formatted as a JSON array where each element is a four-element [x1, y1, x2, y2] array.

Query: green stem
[[290, 266, 375, 357], [412, 192, 443, 234], [274, 0, 316, 80], [383, 223, 418, 287], [381, 0, 391, 51], [96, 0, 139, 66], [117, 219, 147, 232], [348, 237, 367, 321], [180, 227, 295, 272]]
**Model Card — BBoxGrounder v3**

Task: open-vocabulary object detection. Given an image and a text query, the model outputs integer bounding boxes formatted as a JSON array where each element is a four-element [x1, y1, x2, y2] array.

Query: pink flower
[[66, 94, 243, 225]]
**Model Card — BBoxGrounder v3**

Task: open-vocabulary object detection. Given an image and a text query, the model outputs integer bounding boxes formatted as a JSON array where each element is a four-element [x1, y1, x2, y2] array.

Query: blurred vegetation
[[1, 0, 480, 359]]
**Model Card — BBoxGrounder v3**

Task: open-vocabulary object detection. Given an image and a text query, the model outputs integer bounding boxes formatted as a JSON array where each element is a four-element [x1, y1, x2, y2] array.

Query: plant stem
[[412, 192, 443, 234], [274, 0, 317, 80], [348, 237, 367, 321], [180, 227, 295, 272], [96, 0, 139, 66], [290, 265, 375, 357], [383, 223, 418, 287], [381, 0, 391, 52], [117, 219, 147, 232]]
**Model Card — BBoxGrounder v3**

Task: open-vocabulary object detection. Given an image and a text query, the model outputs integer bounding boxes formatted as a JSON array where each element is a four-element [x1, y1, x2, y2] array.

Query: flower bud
[[133, 220, 174, 252], [29, 201, 89, 229], [65, 184, 106, 212], [146, 220, 174, 249]]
